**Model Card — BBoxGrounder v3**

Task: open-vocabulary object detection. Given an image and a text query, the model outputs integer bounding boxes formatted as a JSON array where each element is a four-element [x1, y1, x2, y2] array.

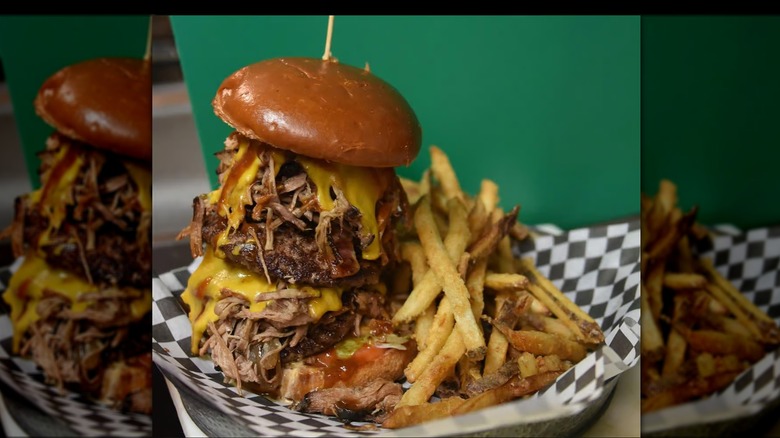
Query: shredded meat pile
[[9, 133, 151, 288], [1, 133, 152, 414], [21, 292, 152, 414], [180, 132, 408, 287], [203, 288, 389, 396], [179, 133, 413, 419], [292, 379, 403, 423]]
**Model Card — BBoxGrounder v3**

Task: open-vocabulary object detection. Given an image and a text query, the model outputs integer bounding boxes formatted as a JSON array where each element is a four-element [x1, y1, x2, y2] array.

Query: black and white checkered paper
[[153, 219, 641, 436], [642, 225, 780, 434], [0, 258, 153, 437]]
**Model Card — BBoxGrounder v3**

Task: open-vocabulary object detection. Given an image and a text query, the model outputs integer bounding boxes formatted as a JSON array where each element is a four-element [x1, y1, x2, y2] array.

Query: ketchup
[[312, 343, 386, 388]]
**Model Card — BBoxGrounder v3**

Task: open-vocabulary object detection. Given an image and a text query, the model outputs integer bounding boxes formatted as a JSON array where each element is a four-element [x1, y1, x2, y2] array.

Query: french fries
[[383, 146, 605, 429], [640, 179, 780, 413]]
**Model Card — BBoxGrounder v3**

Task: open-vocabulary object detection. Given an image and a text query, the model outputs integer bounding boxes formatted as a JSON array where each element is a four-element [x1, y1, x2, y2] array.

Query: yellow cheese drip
[[208, 138, 389, 261], [2, 253, 151, 353], [209, 140, 265, 254], [181, 248, 343, 355], [297, 158, 388, 260], [30, 144, 84, 248]]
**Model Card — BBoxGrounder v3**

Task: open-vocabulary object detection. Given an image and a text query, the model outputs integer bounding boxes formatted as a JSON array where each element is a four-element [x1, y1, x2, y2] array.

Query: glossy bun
[[35, 58, 151, 161], [213, 57, 421, 168]]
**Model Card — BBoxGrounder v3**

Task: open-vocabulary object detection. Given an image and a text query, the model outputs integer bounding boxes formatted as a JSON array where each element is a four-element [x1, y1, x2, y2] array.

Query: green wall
[[171, 16, 640, 230], [641, 16, 780, 229], [0, 15, 148, 188]]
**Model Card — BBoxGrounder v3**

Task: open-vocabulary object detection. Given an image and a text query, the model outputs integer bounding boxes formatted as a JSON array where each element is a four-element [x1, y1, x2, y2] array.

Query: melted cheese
[[124, 160, 152, 212], [181, 248, 343, 354], [208, 138, 391, 261], [298, 157, 390, 260], [29, 143, 84, 248], [2, 253, 151, 353]]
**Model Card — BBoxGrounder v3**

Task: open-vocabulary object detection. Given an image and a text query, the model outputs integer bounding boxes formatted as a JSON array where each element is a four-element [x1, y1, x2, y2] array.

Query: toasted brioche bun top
[[35, 57, 151, 162], [213, 57, 422, 168]]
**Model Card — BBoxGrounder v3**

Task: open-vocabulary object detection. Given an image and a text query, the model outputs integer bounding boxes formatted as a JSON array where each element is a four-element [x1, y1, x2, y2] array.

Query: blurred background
[[641, 16, 780, 230], [0, 15, 148, 263], [0, 15, 153, 438]]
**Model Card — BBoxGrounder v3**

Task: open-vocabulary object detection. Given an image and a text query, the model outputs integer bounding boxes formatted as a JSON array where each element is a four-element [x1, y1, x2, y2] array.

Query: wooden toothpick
[[144, 16, 152, 62], [322, 15, 335, 61]]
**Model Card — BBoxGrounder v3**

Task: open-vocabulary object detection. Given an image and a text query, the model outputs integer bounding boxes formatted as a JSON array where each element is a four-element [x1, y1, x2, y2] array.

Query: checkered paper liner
[[152, 219, 641, 437], [0, 258, 153, 437], [642, 225, 780, 434]]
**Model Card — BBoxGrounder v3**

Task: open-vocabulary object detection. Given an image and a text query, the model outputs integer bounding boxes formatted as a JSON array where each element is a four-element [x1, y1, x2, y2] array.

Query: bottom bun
[[280, 341, 417, 401]]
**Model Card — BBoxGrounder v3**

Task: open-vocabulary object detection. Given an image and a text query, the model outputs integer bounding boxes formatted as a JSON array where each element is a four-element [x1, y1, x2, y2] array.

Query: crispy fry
[[393, 198, 471, 324], [432, 206, 450, 237], [452, 372, 562, 416], [695, 352, 716, 378], [414, 197, 485, 359], [645, 179, 677, 239], [399, 177, 423, 205], [382, 396, 466, 429], [406, 298, 454, 383], [401, 241, 428, 287], [478, 179, 499, 213], [458, 355, 482, 392], [676, 235, 695, 273], [467, 206, 519, 261], [509, 222, 530, 241], [645, 261, 665, 321], [701, 258, 780, 343], [419, 168, 431, 197], [494, 327, 587, 362], [464, 360, 519, 397], [661, 330, 686, 379], [640, 285, 665, 363], [496, 234, 516, 274], [389, 146, 605, 424], [642, 371, 742, 413], [663, 273, 707, 290], [483, 293, 511, 375], [484, 272, 530, 292], [467, 197, 490, 244], [641, 179, 780, 412], [398, 327, 466, 407], [430, 145, 464, 203], [518, 312, 577, 341], [713, 316, 753, 338], [645, 206, 698, 263], [661, 294, 689, 379], [703, 283, 762, 341], [518, 258, 604, 344], [466, 258, 488, 321], [457, 253, 470, 280], [517, 352, 538, 378], [415, 304, 436, 352], [679, 329, 765, 362], [525, 283, 602, 345]]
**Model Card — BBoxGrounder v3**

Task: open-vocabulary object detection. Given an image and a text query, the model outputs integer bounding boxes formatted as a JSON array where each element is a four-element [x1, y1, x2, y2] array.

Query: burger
[[1, 58, 152, 414], [177, 57, 421, 422]]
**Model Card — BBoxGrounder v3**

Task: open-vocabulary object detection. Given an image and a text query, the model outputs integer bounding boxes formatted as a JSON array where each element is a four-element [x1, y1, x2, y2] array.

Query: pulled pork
[[179, 132, 408, 287], [201, 288, 389, 397], [6, 133, 151, 288], [1, 132, 152, 414], [20, 291, 152, 414], [292, 379, 403, 424]]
